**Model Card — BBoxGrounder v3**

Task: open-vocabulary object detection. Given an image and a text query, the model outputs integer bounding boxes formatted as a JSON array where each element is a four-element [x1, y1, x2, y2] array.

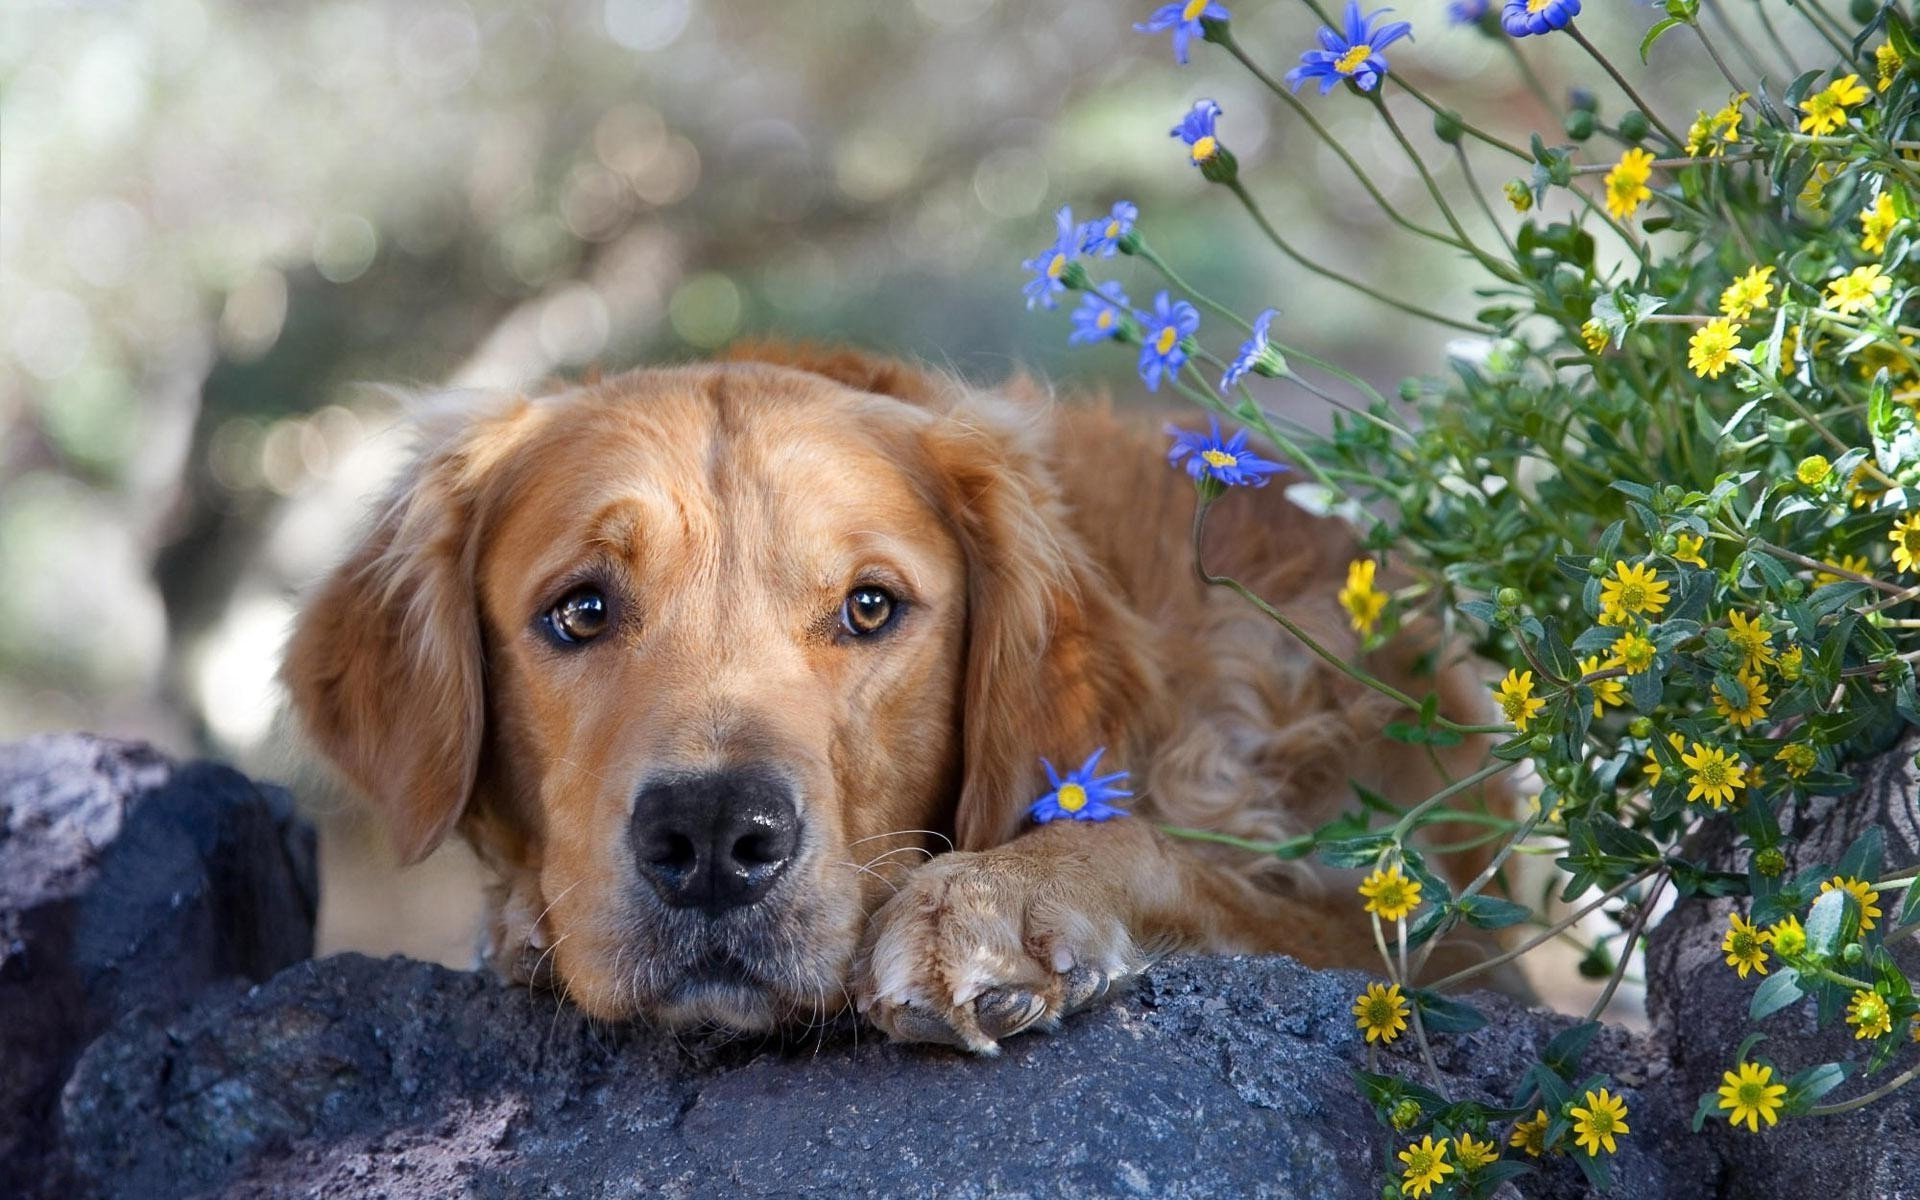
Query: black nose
[[630, 768, 801, 913]]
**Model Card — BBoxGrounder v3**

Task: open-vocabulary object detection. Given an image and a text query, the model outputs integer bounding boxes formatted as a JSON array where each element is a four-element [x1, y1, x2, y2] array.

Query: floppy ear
[[920, 392, 1161, 851], [281, 396, 530, 864]]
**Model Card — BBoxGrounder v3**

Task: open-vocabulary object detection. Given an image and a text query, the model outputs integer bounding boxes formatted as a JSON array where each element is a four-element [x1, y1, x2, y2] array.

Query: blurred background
[[4, 0, 1724, 1004]]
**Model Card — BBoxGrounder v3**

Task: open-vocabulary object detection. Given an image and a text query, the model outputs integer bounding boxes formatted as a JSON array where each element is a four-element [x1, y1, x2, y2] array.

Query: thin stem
[[1132, 243, 1256, 335], [1809, 1063, 1920, 1117], [1371, 94, 1516, 280], [1566, 151, 1765, 175], [1700, 0, 1771, 79], [1691, 22, 1747, 98], [1224, 180, 1484, 333], [1157, 824, 1314, 856], [1424, 868, 1656, 992], [1751, 539, 1912, 598], [1391, 760, 1518, 841], [1748, 0, 1803, 76], [1566, 22, 1684, 146], [1586, 868, 1668, 1021]]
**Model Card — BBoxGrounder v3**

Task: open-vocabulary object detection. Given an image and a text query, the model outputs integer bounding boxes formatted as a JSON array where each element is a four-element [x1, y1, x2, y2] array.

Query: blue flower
[[1220, 308, 1280, 392], [1070, 282, 1132, 345], [1501, 0, 1579, 37], [1029, 748, 1131, 824], [1166, 417, 1288, 487], [1137, 290, 1199, 391], [1447, 0, 1490, 22], [1080, 201, 1138, 258], [1020, 205, 1079, 310], [1284, 2, 1413, 95], [1172, 99, 1224, 166], [1134, 1, 1230, 65]]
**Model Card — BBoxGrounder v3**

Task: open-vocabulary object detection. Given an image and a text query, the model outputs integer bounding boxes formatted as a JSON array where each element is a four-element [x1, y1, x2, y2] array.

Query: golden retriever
[[283, 343, 1501, 1052]]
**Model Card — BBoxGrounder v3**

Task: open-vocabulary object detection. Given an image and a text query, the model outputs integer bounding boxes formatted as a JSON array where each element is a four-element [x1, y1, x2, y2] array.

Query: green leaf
[[1691, 1087, 1723, 1132], [1783, 1062, 1850, 1114], [1412, 988, 1487, 1033], [1458, 894, 1532, 929], [1640, 15, 1686, 62], [1750, 967, 1805, 1020], [1318, 833, 1396, 869], [1805, 887, 1859, 956], [1544, 1021, 1601, 1075]]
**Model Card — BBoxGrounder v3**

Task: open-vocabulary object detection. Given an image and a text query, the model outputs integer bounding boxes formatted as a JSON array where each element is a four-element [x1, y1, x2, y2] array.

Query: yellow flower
[[1598, 560, 1670, 626], [1504, 178, 1533, 213], [1570, 1088, 1630, 1156], [1827, 263, 1891, 316], [1604, 148, 1655, 220], [1821, 875, 1884, 932], [1815, 553, 1871, 587], [1609, 632, 1657, 676], [1847, 989, 1893, 1039], [1454, 1132, 1499, 1171], [1398, 1134, 1454, 1199], [1352, 981, 1409, 1044], [1578, 656, 1625, 718], [1719, 265, 1775, 320], [1508, 1109, 1552, 1157], [1495, 668, 1546, 732], [1861, 191, 1900, 254], [1689, 318, 1742, 378], [1796, 455, 1832, 487], [1770, 914, 1807, 957], [1709, 93, 1747, 144], [1778, 643, 1804, 681], [1852, 463, 1888, 510], [1339, 558, 1388, 636], [1892, 513, 1920, 572], [1718, 1062, 1788, 1132], [1581, 318, 1609, 353], [1684, 112, 1713, 157], [1682, 741, 1747, 808], [1798, 73, 1871, 136], [1878, 42, 1903, 93], [1644, 730, 1685, 786], [1725, 610, 1778, 670], [1722, 912, 1772, 978], [1358, 864, 1423, 921], [1776, 741, 1816, 779], [1672, 532, 1708, 568]]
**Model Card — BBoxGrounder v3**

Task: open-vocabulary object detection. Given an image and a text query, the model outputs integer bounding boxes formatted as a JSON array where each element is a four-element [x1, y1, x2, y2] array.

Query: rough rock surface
[[59, 952, 1713, 1200], [0, 734, 317, 1198], [1645, 734, 1920, 1200]]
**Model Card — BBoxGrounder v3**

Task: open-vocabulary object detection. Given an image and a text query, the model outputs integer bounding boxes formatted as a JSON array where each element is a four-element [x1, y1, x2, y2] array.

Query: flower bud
[[1059, 260, 1091, 292], [1200, 146, 1240, 185], [1628, 717, 1653, 738], [1842, 942, 1865, 965], [1391, 1099, 1423, 1130], [1569, 87, 1598, 113], [1587, 557, 1605, 577], [1433, 109, 1465, 144], [1619, 110, 1650, 140], [1528, 733, 1552, 755], [1796, 454, 1832, 487], [1705, 627, 1729, 648], [1851, 0, 1878, 21], [1503, 179, 1533, 214], [1564, 109, 1596, 141], [1497, 587, 1524, 608], [1662, 485, 1685, 506], [1117, 230, 1143, 256], [1783, 579, 1805, 600], [1754, 847, 1787, 877], [1659, 533, 1677, 554]]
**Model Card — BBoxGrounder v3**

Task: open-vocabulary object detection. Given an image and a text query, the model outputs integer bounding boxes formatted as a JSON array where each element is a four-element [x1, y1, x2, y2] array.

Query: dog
[[282, 343, 1505, 1053]]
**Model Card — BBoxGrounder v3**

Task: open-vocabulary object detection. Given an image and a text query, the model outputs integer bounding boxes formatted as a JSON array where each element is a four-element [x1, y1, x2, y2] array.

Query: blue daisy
[[1166, 417, 1288, 487], [1137, 290, 1200, 391], [1080, 201, 1138, 258], [1501, 0, 1578, 37], [1070, 282, 1132, 345], [1020, 205, 1079, 311], [1220, 308, 1280, 392], [1284, 2, 1413, 95], [1029, 748, 1131, 824], [1171, 99, 1224, 167], [1133, 0, 1230, 65], [1448, 0, 1490, 22]]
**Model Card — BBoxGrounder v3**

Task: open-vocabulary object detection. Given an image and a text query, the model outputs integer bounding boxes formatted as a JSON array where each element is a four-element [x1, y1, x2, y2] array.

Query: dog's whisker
[[846, 828, 954, 852]]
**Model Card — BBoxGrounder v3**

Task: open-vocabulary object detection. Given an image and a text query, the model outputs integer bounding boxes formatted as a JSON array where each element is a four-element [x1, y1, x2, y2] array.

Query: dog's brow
[[585, 496, 650, 562]]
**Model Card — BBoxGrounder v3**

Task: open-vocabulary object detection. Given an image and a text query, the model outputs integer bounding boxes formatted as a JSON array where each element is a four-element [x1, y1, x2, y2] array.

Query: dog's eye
[[546, 587, 609, 645], [841, 586, 897, 637]]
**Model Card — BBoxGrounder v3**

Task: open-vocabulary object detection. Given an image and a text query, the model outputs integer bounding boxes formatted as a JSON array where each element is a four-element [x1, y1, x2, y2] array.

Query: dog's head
[[283, 350, 1149, 1029]]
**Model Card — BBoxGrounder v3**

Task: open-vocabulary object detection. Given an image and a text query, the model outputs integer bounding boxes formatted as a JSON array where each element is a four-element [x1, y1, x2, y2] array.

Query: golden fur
[[283, 345, 1507, 1051]]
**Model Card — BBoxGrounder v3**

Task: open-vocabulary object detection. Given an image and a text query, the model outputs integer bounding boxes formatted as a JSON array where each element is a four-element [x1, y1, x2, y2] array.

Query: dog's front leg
[[851, 818, 1321, 1053]]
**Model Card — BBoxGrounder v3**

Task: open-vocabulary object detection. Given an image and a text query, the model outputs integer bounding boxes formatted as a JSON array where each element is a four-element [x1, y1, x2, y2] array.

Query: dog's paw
[[851, 848, 1146, 1054]]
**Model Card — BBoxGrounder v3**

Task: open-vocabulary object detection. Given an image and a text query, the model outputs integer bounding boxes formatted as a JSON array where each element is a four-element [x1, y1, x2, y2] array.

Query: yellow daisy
[[1878, 41, 1904, 92], [1719, 265, 1775, 320], [1508, 1109, 1553, 1158], [1398, 1134, 1454, 1199], [1352, 981, 1410, 1044], [1604, 148, 1655, 220], [1581, 318, 1610, 353], [1579, 655, 1625, 718], [1713, 672, 1770, 729], [1673, 532, 1709, 567], [1847, 989, 1893, 1039], [1891, 513, 1920, 572], [1688, 318, 1742, 378], [1798, 73, 1871, 136], [1358, 864, 1423, 921], [1769, 914, 1807, 957], [1570, 1088, 1630, 1156], [1778, 644, 1804, 681], [1814, 553, 1871, 587], [1721, 911, 1772, 978], [1495, 668, 1546, 731], [1338, 558, 1388, 636], [1726, 610, 1778, 669], [1598, 560, 1670, 626], [1821, 875, 1884, 932], [1682, 742, 1747, 808], [1454, 1132, 1499, 1171], [1644, 730, 1685, 786], [1796, 455, 1832, 487], [1827, 263, 1891, 316], [1861, 191, 1900, 255], [1775, 741, 1816, 779], [1608, 630, 1657, 675], [1718, 1062, 1788, 1132]]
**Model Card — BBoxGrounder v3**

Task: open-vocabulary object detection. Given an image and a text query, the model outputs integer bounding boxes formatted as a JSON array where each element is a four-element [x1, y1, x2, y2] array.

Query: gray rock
[[59, 951, 1707, 1200], [1644, 734, 1920, 1200], [0, 734, 317, 1198]]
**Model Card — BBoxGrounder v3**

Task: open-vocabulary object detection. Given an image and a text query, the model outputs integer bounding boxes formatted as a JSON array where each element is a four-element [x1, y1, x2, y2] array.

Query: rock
[[58, 952, 1708, 1200], [1644, 733, 1920, 1200], [0, 734, 317, 1198]]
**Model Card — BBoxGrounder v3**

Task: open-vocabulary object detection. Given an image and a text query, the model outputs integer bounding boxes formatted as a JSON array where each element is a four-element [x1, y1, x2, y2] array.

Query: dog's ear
[[281, 395, 531, 864], [919, 391, 1160, 851]]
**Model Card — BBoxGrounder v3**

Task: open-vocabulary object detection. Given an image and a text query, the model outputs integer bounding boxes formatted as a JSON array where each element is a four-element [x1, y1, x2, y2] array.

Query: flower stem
[[1566, 22, 1683, 147], [1808, 1063, 1920, 1117], [1586, 867, 1668, 1022], [1423, 868, 1657, 992]]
